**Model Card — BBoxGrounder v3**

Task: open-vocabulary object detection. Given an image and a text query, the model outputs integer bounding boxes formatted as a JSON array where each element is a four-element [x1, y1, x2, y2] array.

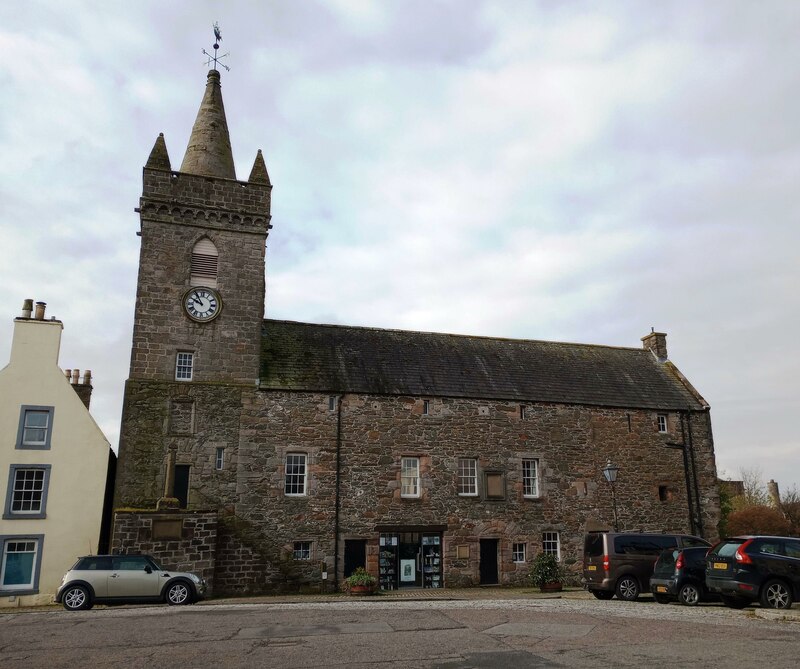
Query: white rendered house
[[0, 300, 113, 607]]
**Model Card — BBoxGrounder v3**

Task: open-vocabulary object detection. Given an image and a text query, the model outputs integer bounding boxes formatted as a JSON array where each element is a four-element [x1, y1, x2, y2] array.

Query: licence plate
[[587, 565, 597, 571], [713, 562, 728, 570], [656, 586, 668, 593]]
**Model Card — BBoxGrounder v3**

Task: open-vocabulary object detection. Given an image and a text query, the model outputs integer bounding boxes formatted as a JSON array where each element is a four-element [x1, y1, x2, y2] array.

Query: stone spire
[[248, 149, 271, 185], [145, 133, 172, 171], [180, 69, 236, 179]]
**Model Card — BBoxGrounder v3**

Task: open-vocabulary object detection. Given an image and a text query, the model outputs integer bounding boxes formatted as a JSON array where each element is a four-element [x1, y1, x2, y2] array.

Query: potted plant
[[530, 552, 563, 592], [344, 567, 377, 595]]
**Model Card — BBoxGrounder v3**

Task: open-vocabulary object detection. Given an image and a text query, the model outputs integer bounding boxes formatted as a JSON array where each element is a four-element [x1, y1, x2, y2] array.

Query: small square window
[[293, 541, 311, 560], [16, 406, 54, 450], [657, 414, 668, 433], [512, 543, 527, 563], [542, 532, 560, 560], [4, 466, 52, 519], [176, 352, 194, 381], [401, 457, 420, 498], [658, 485, 671, 502], [215, 447, 225, 471], [456, 545, 470, 559]]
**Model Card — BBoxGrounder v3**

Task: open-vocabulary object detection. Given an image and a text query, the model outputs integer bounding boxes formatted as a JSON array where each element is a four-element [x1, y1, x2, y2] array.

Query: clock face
[[183, 287, 221, 322]]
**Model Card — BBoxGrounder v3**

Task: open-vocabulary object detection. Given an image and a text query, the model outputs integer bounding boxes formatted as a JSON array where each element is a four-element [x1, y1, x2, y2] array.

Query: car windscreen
[[653, 549, 680, 575]]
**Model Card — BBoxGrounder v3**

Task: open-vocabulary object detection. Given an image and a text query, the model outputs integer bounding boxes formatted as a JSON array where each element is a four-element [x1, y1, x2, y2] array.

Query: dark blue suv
[[706, 536, 800, 609], [651, 546, 716, 606]]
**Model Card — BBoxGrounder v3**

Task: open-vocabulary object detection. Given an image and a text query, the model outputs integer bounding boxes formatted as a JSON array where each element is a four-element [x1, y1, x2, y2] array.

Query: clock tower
[[115, 67, 272, 508]]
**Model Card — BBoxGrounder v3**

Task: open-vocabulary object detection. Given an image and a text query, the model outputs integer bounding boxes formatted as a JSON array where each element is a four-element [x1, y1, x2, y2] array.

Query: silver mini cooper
[[55, 554, 207, 610]]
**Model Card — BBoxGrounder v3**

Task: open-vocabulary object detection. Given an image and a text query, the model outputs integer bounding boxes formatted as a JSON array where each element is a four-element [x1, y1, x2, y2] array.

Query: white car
[[55, 554, 206, 610]]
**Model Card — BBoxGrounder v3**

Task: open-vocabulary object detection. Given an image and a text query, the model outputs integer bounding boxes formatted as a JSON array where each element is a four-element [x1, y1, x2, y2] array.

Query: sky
[[1, 1, 798, 493]]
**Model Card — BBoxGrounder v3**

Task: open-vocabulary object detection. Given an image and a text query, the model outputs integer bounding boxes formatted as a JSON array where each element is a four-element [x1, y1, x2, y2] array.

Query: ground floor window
[[293, 541, 312, 560], [0, 535, 43, 593], [512, 542, 527, 563], [542, 532, 560, 560]]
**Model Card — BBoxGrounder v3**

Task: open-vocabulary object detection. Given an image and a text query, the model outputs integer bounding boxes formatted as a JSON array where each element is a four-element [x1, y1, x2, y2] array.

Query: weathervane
[[202, 22, 230, 72]]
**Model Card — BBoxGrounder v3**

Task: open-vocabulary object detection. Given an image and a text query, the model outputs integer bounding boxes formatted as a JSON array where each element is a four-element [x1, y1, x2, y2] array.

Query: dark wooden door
[[174, 465, 190, 509], [344, 540, 367, 578], [479, 539, 499, 584]]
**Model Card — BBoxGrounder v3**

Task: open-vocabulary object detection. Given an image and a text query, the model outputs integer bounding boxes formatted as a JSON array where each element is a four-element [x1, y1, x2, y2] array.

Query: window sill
[[3, 513, 47, 520], [0, 588, 38, 596]]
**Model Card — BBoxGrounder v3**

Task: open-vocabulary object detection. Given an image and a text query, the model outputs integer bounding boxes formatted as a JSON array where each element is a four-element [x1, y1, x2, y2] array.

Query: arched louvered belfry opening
[[190, 237, 219, 288]]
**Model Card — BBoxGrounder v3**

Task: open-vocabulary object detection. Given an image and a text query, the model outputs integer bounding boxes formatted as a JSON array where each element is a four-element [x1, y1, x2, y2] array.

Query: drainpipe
[[671, 416, 697, 536], [685, 411, 704, 537], [333, 394, 343, 590]]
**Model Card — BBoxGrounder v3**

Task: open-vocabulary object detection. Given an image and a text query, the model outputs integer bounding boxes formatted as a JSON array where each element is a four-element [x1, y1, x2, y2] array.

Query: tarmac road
[[1, 592, 798, 668]]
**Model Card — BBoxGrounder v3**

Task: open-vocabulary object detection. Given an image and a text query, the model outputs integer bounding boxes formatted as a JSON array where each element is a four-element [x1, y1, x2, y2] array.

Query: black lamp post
[[602, 460, 620, 532]]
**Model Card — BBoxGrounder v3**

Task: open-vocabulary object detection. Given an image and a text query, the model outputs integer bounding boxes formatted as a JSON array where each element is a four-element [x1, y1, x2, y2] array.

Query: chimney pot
[[83, 370, 92, 385], [21, 299, 33, 319], [65, 369, 72, 381], [72, 369, 80, 384], [34, 301, 46, 320]]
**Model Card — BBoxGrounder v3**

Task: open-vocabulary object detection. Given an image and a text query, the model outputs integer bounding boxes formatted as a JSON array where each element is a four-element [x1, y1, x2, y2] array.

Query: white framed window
[[215, 447, 224, 471], [16, 406, 54, 450], [284, 453, 307, 496], [1, 537, 43, 593], [542, 532, 560, 560], [293, 541, 311, 560], [657, 414, 668, 433], [457, 458, 478, 496], [4, 466, 51, 519], [175, 352, 194, 381], [522, 458, 539, 498], [512, 542, 527, 563], [191, 237, 219, 288], [401, 457, 420, 498]]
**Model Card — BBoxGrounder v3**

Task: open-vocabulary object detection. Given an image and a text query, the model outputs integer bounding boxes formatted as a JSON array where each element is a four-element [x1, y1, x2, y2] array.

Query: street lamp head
[[602, 460, 619, 483]]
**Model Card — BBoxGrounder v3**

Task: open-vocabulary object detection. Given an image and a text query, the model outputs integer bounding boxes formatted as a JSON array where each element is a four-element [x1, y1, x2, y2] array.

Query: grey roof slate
[[259, 319, 706, 410]]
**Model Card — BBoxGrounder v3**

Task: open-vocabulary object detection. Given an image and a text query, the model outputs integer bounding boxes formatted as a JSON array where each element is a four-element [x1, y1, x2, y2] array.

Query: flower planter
[[348, 584, 375, 595], [539, 582, 563, 593]]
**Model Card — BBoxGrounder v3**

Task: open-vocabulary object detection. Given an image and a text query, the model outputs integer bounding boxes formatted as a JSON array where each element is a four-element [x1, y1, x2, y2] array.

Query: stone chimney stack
[[642, 329, 668, 362], [67, 367, 93, 410], [767, 479, 781, 508]]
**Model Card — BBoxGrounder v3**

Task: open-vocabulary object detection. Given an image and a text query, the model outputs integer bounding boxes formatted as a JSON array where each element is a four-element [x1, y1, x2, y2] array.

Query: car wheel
[[62, 585, 91, 611], [760, 579, 793, 610], [615, 576, 640, 601], [654, 594, 671, 604], [720, 595, 749, 609], [590, 590, 614, 600], [166, 581, 192, 605], [678, 583, 701, 606]]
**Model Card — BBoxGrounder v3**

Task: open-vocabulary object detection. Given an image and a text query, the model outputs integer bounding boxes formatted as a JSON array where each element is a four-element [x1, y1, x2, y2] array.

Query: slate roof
[[259, 319, 706, 410]]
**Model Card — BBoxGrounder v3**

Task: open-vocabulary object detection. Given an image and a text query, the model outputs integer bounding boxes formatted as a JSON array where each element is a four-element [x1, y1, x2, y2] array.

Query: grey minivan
[[583, 531, 710, 601]]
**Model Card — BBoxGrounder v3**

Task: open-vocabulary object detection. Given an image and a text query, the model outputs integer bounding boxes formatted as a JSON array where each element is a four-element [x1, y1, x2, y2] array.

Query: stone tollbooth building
[[112, 67, 720, 594]]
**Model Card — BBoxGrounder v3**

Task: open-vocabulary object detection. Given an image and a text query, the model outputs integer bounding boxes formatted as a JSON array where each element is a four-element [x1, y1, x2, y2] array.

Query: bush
[[529, 552, 562, 587], [725, 505, 792, 536]]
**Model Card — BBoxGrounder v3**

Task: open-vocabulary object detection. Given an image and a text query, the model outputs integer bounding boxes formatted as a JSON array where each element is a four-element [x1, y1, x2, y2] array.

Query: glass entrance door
[[398, 532, 421, 587]]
